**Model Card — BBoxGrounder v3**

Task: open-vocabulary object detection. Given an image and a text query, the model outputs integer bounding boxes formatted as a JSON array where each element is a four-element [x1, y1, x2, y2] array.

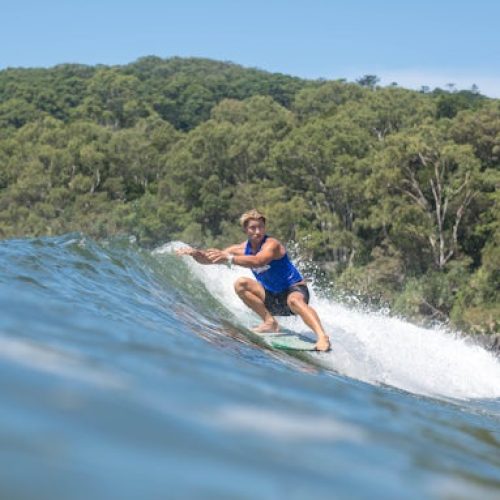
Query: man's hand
[[175, 246, 195, 256], [176, 246, 222, 265], [206, 249, 231, 264]]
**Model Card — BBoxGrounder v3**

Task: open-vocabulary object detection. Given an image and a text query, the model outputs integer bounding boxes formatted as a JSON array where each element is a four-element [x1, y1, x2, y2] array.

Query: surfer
[[176, 209, 331, 352]]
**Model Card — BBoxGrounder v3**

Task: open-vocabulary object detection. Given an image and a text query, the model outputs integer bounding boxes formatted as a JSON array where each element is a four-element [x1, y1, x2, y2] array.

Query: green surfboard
[[262, 332, 317, 351]]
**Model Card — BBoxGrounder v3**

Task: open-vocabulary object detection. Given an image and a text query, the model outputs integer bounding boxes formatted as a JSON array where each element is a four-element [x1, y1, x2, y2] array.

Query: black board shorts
[[264, 284, 310, 317]]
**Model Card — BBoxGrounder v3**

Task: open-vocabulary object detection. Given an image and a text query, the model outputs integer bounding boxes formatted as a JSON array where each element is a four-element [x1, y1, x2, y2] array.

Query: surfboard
[[261, 332, 317, 351]]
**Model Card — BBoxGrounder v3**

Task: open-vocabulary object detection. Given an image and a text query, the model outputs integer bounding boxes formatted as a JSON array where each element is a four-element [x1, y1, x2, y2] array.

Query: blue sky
[[2, 0, 500, 96]]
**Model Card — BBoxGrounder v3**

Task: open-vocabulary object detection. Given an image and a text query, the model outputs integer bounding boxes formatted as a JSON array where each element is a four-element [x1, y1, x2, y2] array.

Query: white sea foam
[[312, 298, 500, 400], [162, 243, 500, 400]]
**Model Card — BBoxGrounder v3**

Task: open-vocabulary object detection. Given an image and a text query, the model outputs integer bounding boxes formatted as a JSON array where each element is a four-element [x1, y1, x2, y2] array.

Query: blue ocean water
[[0, 234, 499, 499]]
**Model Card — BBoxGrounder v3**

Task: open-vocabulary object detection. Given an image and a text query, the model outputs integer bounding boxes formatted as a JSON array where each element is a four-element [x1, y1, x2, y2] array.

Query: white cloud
[[376, 69, 500, 98]]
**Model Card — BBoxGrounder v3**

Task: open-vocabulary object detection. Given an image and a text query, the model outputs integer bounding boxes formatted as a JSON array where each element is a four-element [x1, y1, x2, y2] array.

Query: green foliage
[[356, 75, 380, 89], [0, 56, 497, 335], [0, 98, 40, 128], [369, 122, 482, 272], [292, 81, 365, 121], [335, 243, 405, 305], [434, 88, 485, 119], [451, 209, 500, 333], [394, 260, 473, 324]]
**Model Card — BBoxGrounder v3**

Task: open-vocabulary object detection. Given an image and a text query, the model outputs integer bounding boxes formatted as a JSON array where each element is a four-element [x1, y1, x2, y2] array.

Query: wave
[[1, 234, 499, 402], [155, 241, 500, 401]]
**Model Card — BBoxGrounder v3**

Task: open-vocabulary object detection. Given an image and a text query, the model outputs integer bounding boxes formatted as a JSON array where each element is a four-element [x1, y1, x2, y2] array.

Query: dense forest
[[0, 56, 498, 335]]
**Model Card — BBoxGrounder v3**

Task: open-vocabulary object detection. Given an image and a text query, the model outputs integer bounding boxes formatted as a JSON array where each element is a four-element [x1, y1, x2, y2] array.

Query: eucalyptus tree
[[370, 122, 481, 272]]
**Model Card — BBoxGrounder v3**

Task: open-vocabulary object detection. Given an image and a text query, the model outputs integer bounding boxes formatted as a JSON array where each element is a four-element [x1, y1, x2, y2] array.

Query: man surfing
[[176, 209, 331, 352]]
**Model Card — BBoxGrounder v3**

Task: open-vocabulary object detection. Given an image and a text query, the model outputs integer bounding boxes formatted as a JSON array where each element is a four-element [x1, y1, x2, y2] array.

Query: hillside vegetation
[[0, 56, 498, 334]]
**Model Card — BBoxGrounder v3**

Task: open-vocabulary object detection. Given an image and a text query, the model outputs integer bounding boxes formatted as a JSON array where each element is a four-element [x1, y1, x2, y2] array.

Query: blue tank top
[[245, 235, 303, 293]]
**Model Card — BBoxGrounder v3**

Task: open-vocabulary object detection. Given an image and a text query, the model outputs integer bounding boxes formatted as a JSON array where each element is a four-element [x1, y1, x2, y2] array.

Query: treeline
[[0, 56, 498, 334]]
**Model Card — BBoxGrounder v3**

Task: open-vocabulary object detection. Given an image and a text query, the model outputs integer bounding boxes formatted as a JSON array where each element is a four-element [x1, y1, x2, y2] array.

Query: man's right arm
[[175, 247, 212, 264], [176, 242, 245, 264]]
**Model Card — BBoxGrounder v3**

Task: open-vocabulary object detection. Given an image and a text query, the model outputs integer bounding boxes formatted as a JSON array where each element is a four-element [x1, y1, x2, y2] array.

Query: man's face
[[245, 219, 266, 243]]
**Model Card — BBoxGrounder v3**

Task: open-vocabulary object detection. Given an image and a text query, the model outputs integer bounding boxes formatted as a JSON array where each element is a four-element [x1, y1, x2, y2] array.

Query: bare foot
[[315, 336, 331, 352], [252, 321, 279, 333]]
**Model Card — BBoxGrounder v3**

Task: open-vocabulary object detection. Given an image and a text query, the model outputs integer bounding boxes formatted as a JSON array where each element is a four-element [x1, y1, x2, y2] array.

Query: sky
[[2, 0, 500, 96]]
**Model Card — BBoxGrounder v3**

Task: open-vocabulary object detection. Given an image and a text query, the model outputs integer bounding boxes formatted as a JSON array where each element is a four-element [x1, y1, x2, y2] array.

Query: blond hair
[[239, 209, 267, 229]]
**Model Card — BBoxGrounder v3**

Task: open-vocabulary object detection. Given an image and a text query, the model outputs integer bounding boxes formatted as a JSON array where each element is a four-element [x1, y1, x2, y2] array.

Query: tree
[[356, 75, 380, 89], [74, 69, 149, 128], [269, 114, 374, 262], [292, 81, 365, 121], [371, 123, 481, 271]]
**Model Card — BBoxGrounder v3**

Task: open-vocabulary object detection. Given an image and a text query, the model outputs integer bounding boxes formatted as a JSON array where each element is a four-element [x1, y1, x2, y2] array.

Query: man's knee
[[287, 294, 306, 311], [234, 277, 251, 294]]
